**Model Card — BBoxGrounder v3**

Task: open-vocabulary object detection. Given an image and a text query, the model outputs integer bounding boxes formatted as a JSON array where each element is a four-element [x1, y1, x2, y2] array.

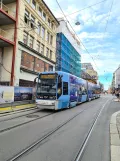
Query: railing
[[0, 28, 14, 42], [0, 1, 16, 19]]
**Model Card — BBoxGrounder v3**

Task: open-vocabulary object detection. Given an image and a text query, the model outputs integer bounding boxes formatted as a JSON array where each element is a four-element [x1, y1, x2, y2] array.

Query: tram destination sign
[[40, 74, 56, 79]]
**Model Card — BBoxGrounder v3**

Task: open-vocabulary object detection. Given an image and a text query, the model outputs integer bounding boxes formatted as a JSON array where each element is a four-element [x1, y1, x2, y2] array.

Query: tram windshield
[[36, 74, 57, 99]]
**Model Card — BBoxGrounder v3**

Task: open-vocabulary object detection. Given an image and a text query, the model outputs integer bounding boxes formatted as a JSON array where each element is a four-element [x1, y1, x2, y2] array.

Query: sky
[[44, 0, 120, 90]]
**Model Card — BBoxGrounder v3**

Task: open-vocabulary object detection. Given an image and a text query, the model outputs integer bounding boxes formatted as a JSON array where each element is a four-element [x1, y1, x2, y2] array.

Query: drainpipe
[[10, 0, 19, 86], [0, 48, 2, 81]]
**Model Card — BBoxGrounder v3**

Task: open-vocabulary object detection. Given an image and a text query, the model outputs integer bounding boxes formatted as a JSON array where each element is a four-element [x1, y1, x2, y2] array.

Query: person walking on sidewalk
[[115, 89, 120, 101], [112, 90, 115, 96]]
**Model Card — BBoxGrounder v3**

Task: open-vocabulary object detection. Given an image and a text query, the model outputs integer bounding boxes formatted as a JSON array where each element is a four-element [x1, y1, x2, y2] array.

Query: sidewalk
[[110, 110, 120, 161], [0, 101, 36, 114]]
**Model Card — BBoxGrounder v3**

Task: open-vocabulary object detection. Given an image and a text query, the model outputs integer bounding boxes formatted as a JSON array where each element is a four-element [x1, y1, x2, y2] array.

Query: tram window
[[84, 89, 87, 94], [57, 76, 62, 98], [63, 82, 68, 95]]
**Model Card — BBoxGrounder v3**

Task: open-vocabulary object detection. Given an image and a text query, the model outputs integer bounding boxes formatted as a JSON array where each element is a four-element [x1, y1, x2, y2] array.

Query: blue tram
[[35, 71, 100, 110]]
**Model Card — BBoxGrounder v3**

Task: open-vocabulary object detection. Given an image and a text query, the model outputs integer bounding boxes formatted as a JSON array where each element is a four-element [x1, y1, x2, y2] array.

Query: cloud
[[79, 32, 110, 39], [81, 51, 120, 75]]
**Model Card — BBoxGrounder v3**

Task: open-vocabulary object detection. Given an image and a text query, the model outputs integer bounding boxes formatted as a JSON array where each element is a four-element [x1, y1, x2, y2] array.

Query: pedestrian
[[112, 91, 115, 96], [115, 89, 120, 101]]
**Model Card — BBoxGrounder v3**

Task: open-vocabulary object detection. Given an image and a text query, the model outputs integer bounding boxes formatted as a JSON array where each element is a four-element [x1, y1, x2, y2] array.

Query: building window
[[31, 57, 35, 70], [51, 23, 54, 29], [21, 53, 24, 65], [50, 50, 52, 59], [48, 18, 51, 26], [46, 48, 49, 57], [37, 22, 41, 35], [38, 7, 42, 16], [29, 36, 34, 48], [21, 52, 35, 71], [37, 63, 39, 67], [21, 52, 26, 66], [36, 41, 40, 52], [32, 0, 36, 9], [23, 32, 28, 44], [41, 44, 44, 55], [31, 15, 35, 29], [50, 35, 53, 45], [31, 15, 35, 23], [49, 65, 53, 71], [26, 0, 30, 3], [44, 63, 49, 72], [43, 12, 46, 21], [54, 26, 56, 31], [24, 9, 30, 24], [41, 27, 45, 39], [46, 32, 50, 43]]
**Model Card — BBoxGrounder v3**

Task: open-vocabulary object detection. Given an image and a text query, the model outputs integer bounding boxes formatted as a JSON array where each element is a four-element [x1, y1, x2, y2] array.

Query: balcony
[[0, 28, 14, 45], [0, 39, 14, 47], [0, 0, 16, 22]]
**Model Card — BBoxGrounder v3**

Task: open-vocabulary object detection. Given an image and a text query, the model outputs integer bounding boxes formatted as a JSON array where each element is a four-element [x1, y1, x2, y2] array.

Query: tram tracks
[[0, 99, 100, 135], [6, 98, 110, 161], [0, 110, 40, 123], [73, 99, 110, 161], [0, 107, 38, 118], [7, 109, 85, 161], [0, 111, 55, 134]]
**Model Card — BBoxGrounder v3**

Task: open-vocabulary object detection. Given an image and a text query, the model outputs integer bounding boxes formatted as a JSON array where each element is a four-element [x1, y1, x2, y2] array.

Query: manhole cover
[[26, 115, 39, 118]]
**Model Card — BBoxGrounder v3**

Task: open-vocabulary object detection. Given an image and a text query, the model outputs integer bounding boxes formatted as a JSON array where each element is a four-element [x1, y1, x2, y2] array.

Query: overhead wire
[[104, 0, 114, 34], [65, 0, 108, 17]]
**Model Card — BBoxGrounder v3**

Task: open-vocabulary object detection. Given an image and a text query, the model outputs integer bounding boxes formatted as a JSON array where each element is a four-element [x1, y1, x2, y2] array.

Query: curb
[[0, 104, 36, 114], [110, 111, 120, 161]]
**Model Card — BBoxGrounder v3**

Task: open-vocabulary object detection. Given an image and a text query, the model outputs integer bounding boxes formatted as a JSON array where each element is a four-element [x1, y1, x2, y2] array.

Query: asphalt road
[[0, 95, 120, 161]]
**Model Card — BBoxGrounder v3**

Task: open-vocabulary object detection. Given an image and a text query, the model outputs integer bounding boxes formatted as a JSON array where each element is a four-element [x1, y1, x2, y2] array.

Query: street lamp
[[75, 21, 81, 25]]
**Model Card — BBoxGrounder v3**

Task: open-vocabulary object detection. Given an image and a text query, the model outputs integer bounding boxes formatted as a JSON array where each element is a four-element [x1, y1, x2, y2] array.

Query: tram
[[34, 71, 101, 110]]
